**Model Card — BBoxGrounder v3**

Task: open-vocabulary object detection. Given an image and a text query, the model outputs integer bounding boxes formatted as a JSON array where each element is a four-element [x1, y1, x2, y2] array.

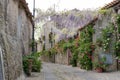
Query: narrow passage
[[26, 62, 120, 80]]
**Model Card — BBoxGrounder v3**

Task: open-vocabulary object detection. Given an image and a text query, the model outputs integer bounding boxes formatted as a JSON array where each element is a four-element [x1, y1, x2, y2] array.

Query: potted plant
[[95, 67, 103, 73], [23, 55, 33, 76], [93, 57, 108, 73], [27, 59, 33, 75], [93, 62, 106, 72]]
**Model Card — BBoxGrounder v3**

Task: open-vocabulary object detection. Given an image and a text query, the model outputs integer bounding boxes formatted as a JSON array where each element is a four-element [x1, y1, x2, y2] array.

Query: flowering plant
[[93, 56, 108, 71], [101, 23, 114, 51]]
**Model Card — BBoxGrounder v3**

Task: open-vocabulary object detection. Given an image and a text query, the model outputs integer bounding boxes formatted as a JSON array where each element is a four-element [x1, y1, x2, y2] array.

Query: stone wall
[[41, 53, 68, 65], [0, 0, 32, 80], [41, 54, 55, 63], [41, 49, 71, 65], [55, 53, 68, 65], [93, 9, 117, 71]]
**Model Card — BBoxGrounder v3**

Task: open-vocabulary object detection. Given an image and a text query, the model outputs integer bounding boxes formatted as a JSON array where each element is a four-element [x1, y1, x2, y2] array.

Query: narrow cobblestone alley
[[26, 62, 120, 80]]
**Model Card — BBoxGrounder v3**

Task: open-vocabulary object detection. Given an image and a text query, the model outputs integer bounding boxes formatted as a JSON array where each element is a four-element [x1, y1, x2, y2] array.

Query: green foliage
[[115, 41, 120, 56], [78, 25, 94, 70], [40, 50, 49, 56], [116, 14, 120, 33], [70, 50, 79, 67], [62, 42, 74, 51], [23, 52, 42, 75], [79, 54, 92, 70], [86, 25, 95, 35], [23, 55, 33, 76], [49, 32, 53, 43], [79, 43, 92, 53], [95, 23, 114, 51], [31, 52, 42, 72], [40, 47, 57, 56], [39, 24, 94, 70], [98, 9, 111, 15], [115, 14, 120, 57], [57, 40, 66, 48], [50, 47, 57, 53], [49, 48, 57, 55], [93, 56, 108, 70], [54, 39, 75, 54], [101, 23, 114, 51]]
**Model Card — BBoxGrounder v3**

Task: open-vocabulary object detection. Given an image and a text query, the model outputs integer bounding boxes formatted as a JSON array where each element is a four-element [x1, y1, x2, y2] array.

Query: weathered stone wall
[[41, 53, 68, 65], [42, 21, 55, 50], [41, 49, 71, 65], [41, 54, 55, 63], [55, 53, 68, 65], [93, 9, 117, 71], [0, 0, 32, 80], [18, 7, 32, 55], [37, 21, 58, 52]]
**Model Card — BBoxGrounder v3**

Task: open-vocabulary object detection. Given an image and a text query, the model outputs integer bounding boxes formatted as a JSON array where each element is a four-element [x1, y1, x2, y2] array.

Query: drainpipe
[[32, 0, 35, 53]]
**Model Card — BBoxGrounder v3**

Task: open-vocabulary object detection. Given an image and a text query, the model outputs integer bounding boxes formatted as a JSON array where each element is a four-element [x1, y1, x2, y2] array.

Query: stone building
[[36, 9, 96, 52], [0, 0, 33, 80], [37, 21, 56, 51], [78, 0, 120, 71], [93, 0, 120, 71]]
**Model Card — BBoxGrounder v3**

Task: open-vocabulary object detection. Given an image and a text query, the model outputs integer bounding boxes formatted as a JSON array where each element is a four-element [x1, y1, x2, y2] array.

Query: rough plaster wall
[[41, 55, 54, 63], [0, 0, 32, 80], [93, 10, 117, 71], [20, 8, 32, 54], [4, 0, 23, 80]]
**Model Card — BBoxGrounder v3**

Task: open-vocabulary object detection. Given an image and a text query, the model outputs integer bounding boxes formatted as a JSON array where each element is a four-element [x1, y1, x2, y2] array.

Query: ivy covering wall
[[115, 14, 120, 58], [78, 25, 94, 70]]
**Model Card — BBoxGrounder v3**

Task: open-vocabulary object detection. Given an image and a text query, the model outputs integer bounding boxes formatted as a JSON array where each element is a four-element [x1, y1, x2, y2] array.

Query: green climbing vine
[[115, 14, 120, 57], [78, 24, 94, 70], [101, 23, 114, 51]]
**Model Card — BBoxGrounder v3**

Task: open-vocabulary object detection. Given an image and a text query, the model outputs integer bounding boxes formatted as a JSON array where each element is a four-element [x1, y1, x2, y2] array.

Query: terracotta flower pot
[[27, 59, 33, 76], [95, 68, 103, 73]]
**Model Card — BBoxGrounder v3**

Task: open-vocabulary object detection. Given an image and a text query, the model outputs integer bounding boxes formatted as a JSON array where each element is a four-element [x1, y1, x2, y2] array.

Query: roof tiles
[[19, 0, 33, 24], [101, 0, 120, 9]]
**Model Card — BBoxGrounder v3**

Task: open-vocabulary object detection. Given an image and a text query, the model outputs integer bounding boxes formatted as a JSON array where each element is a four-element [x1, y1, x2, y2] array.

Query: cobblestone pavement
[[26, 62, 120, 80]]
